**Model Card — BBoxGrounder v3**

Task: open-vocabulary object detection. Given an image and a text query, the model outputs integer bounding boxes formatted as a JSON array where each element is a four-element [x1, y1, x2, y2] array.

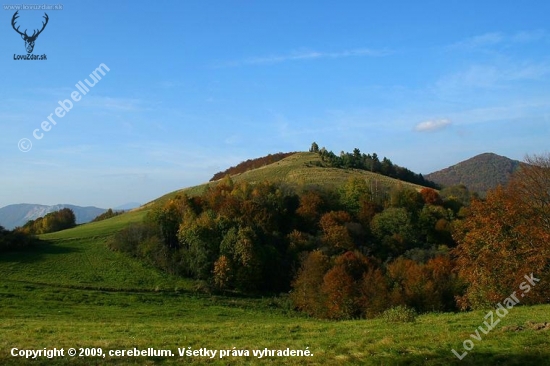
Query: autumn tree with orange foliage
[[386, 256, 460, 312], [292, 250, 385, 319], [359, 267, 390, 318], [296, 190, 325, 230], [420, 188, 443, 206], [454, 154, 550, 309], [322, 251, 373, 319], [319, 211, 355, 252], [290, 251, 331, 318]]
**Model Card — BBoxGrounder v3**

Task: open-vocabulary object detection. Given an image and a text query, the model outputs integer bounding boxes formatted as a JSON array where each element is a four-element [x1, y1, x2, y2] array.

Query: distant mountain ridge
[[0, 204, 106, 230], [426, 153, 522, 195]]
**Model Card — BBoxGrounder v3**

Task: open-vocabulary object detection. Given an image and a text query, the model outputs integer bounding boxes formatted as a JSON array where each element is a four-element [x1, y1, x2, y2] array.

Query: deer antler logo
[[12, 11, 49, 54]]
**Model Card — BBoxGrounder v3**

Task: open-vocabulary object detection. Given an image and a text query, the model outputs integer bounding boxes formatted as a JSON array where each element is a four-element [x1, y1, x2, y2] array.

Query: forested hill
[[426, 152, 522, 195]]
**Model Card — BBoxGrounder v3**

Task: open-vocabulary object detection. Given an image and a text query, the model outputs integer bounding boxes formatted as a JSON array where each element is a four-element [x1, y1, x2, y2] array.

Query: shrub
[[381, 305, 417, 323], [107, 222, 158, 256]]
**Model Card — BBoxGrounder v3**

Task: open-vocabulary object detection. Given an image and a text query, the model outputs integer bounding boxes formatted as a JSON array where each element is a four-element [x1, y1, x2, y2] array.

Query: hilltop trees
[[309, 142, 319, 153], [313, 144, 439, 189]]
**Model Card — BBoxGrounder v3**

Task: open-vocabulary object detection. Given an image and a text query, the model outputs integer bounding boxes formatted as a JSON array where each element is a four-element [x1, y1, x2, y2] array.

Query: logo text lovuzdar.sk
[[11, 10, 49, 60]]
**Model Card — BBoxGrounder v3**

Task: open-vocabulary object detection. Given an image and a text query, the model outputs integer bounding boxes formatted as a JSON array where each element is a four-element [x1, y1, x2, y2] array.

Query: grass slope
[[231, 152, 426, 190], [40, 209, 147, 240], [149, 152, 427, 207], [0, 210, 192, 292]]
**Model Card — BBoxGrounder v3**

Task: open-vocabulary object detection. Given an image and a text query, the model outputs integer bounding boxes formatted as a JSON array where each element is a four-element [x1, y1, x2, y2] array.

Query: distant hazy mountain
[[0, 204, 106, 230], [426, 153, 522, 195], [114, 202, 141, 210]]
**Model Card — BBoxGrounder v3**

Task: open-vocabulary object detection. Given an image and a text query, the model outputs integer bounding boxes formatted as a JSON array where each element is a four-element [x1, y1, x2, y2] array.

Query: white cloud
[[414, 119, 451, 132], [449, 32, 504, 50], [434, 61, 550, 93], [214, 48, 391, 67], [447, 98, 550, 125], [508, 61, 550, 80], [449, 30, 548, 51], [436, 65, 500, 90], [224, 134, 242, 145], [511, 30, 548, 43], [81, 96, 145, 111]]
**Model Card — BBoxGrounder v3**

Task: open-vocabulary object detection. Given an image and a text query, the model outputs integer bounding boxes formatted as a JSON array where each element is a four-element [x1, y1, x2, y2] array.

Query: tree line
[[310, 142, 439, 189]]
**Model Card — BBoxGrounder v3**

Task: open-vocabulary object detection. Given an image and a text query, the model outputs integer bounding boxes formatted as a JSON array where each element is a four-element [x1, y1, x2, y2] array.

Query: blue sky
[[1, 0, 549, 209]]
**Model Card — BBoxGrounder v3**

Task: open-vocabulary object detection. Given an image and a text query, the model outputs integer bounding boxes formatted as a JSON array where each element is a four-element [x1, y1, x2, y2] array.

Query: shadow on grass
[[0, 239, 81, 263]]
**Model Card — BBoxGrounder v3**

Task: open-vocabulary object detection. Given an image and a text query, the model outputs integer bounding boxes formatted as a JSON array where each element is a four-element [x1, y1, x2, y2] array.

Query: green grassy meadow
[[2, 214, 549, 365], [1, 156, 549, 365], [1, 276, 549, 365]]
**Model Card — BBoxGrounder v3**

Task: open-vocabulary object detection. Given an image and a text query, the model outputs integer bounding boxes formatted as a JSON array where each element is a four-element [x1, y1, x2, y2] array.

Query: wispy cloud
[[224, 134, 242, 145], [157, 80, 182, 89], [512, 30, 548, 43], [448, 98, 550, 125], [43, 145, 96, 155], [414, 119, 451, 132], [449, 32, 504, 50], [449, 30, 548, 51], [214, 48, 391, 67], [435, 61, 550, 92], [81, 96, 145, 111]]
